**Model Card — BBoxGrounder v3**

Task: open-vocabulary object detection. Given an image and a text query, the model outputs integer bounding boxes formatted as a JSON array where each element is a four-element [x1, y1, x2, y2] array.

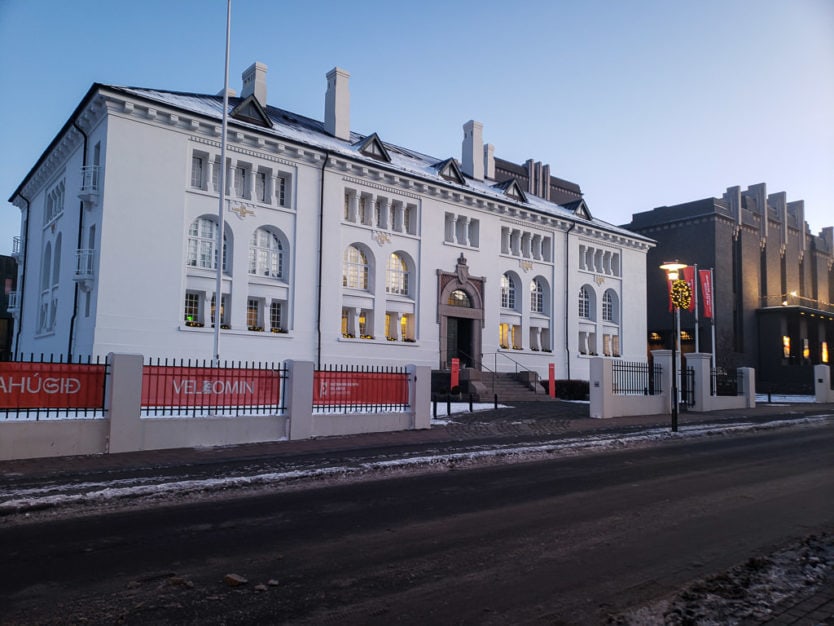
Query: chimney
[[325, 67, 351, 141], [241, 62, 268, 106], [216, 87, 237, 98], [483, 143, 495, 179], [461, 120, 484, 181]]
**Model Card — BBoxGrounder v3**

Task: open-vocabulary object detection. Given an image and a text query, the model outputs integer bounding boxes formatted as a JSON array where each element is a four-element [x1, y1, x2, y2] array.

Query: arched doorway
[[437, 254, 484, 370]]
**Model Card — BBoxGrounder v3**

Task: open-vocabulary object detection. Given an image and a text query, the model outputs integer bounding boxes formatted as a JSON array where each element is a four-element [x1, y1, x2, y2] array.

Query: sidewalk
[[2, 399, 832, 482]]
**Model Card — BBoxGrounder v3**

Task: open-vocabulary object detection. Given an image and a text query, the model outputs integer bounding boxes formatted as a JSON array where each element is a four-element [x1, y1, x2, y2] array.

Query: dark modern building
[[624, 183, 833, 392], [0, 254, 18, 360]]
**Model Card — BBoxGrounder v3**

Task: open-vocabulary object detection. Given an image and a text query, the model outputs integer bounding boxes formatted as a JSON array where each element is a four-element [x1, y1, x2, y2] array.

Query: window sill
[[186, 188, 294, 212], [179, 324, 292, 337], [338, 336, 418, 346]]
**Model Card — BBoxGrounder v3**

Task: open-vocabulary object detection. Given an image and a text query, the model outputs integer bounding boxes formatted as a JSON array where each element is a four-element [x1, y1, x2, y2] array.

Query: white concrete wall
[[0, 356, 428, 461]]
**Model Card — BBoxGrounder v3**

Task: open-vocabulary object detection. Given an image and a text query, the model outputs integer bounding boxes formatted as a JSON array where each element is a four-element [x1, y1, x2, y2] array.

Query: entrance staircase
[[475, 372, 557, 402]]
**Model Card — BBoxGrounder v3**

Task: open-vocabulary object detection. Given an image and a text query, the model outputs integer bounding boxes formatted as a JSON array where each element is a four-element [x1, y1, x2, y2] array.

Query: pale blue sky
[[1, 0, 832, 256]]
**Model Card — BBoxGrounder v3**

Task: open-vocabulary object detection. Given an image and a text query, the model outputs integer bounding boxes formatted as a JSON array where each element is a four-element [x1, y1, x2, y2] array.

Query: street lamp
[[660, 261, 689, 432]]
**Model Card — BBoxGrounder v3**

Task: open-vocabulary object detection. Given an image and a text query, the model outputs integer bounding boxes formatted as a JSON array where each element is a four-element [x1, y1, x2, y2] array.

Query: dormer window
[[355, 133, 391, 162]]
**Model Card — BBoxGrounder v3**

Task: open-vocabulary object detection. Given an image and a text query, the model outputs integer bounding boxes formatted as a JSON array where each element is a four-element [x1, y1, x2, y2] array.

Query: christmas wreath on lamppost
[[670, 279, 692, 311]]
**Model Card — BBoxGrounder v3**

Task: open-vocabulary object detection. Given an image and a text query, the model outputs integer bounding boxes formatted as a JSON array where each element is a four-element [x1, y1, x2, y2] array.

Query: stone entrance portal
[[437, 254, 485, 370]]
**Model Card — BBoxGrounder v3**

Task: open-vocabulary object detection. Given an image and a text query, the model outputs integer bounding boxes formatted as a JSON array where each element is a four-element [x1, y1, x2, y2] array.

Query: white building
[[8, 62, 653, 381]]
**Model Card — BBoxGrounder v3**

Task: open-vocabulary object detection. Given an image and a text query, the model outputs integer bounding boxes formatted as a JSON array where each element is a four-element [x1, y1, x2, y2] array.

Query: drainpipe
[[315, 152, 331, 369], [68, 121, 89, 358], [12, 194, 30, 358], [564, 221, 576, 381]]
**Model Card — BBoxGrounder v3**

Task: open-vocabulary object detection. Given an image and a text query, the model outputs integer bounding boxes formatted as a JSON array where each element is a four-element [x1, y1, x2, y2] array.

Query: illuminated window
[[343, 246, 369, 290], [448, 289, 471, 307], [386, 253, 409, 295], [187, 217, 228, 271], [530, 278, 544, 313], [501, 273, 516, 309], [249, 228, 283, 279], [782, 336, 791, 359], [822, 341, 829, 364], [803, 338, 810, 360]]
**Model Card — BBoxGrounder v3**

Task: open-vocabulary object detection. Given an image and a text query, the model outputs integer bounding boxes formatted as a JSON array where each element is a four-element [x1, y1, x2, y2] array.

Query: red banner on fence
[[141, 365, 281, 407], [699, 269, 713, 319], [313, 371, 408, 405], [0, 361, 106, 409]]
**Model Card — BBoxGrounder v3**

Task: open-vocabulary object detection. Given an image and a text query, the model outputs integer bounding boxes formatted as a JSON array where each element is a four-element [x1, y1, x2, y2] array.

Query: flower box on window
[[271, 328, 287, 334], [342, 333, 355, 339], [185, 321, 204, 328], [360, 335, 375, 340], [248, 326, 264, 332], [386, 336, 397, 341], [499, 344, 509, 349], [403, 338, 416, 343]]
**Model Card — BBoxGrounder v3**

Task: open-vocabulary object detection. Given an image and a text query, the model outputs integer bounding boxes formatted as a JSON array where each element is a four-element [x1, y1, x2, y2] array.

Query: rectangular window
[[270, 301, 283, 332], [277, 175, 288, 207], [212, 158, 220, 191], [405, 204, 416, 235], [211, 293, 230, 327], [233, 166, 246, 198], [191, 156, 204, 189], [184, 291, 202, 326], [255, 171, 268, 203], [247, 298, 262, 330], [344, 191, 351, 221]]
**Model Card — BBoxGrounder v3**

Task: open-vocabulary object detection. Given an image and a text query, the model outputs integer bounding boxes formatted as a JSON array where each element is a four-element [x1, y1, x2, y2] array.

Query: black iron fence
[[141, 358, 286, 417], [612, 360, 662, 396], [0, 354, 107, 420], [682, 367, 695, 408], [313, 364, 410, 413], [711, 368, 742, 396]]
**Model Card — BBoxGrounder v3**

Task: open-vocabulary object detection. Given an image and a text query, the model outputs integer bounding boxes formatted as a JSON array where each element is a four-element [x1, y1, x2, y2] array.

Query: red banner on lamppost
[[450, 358, 460, 390], [699, 269, 713, 318], [548, 363, 556, 398]]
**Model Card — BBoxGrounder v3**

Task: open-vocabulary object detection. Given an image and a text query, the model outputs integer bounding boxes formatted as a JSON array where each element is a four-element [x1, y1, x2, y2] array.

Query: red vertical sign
[[548, 363, 556, 398], [450, 358, 460, 389], [699, 269, 713, 319], [681, 267, 696, 312]]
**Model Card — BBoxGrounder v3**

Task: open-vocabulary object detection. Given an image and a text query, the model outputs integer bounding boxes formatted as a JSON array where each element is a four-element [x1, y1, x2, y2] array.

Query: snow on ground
[[2, 414, 831, 517]]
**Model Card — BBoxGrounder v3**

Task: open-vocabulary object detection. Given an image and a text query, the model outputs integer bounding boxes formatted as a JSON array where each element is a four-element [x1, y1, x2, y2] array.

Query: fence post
[[686, 353, 712, 412], [285, 360, 315, 440], [651, 350, 674, 417], [814, 364, 833, 403], [408, 365, 431, 429], [738, 367, 756, 408], [106, 353, 144, 454], [588, 357, 612, 418]]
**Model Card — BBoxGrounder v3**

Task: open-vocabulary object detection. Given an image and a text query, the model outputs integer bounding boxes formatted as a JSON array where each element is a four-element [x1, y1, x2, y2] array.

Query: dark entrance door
[[447, 317, 473, 367]]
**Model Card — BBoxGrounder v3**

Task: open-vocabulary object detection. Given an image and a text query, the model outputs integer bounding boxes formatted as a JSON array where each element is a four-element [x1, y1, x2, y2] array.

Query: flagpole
[[694, 263, 699, 353], [213, 0, 231, 366], [710, 268, 717, 370]]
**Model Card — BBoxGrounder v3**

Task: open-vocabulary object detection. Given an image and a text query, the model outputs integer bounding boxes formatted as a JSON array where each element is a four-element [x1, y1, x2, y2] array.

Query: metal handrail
[[456, 350, 498, 394], [482, 351, 540, 393]]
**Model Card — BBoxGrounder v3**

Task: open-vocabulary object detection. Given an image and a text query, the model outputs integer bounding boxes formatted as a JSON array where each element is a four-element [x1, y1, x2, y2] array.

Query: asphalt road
[[1, 423, 832, 625]]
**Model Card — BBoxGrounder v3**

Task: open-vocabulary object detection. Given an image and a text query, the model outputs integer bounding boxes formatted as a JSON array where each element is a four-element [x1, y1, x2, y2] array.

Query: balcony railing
[[75, 249, 95, 280], [11, 236, 22, 261], [760, 293, 834, 315], [79, 166, 101, 204]]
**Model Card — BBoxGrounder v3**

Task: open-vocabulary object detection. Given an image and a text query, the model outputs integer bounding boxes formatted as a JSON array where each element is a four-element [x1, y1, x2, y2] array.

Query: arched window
[[386, 252, 409, 295], [52, 234, 62, 287], [530, 278, 544, 313], [343, 245, 369, 290], [187, 217, 228, 271], [448, 289, 471, 307], [501, 273, 516, 309], [41, 243, 52, 292], [602, 289, 619, 323], [579, 286, 592, 319], [249, 228, 283, 278]]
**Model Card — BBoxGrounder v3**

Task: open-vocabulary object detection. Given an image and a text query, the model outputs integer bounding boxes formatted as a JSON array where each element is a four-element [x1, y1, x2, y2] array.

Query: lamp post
[[660, 261, 689, 432]]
